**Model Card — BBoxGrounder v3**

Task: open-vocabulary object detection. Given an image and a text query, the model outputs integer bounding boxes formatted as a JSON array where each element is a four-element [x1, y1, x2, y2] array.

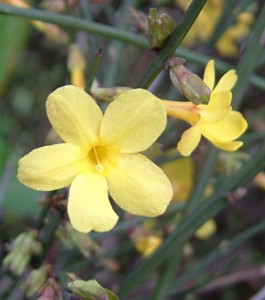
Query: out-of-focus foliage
[[0, 0, 265, 299]]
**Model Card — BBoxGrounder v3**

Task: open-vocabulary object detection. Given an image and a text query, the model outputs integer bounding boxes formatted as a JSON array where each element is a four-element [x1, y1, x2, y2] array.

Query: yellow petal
[[213, 69, 238, 93], [106, 153, 173, 216], [68, 173, 118, 233], [100, 89, 167, 153], [177, 123, 202, 156], [161, 157, 194, 201], [46, 85, 103, 148], [203, 60, 215, 90], [199, 91, 232, 123], [18, 144, 83, 191], [163, 100, 200, 125], [210, 139, 243, 151], [215, 36, 238, 57], [202, 111, 248, 142]]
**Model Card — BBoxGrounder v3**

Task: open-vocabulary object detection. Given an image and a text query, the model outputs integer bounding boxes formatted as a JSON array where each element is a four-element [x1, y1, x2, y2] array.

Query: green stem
[[151, 146, 219, 300], [137, 0, 207, 88], [186, 146, 219, 212], [36, 209, 65, 265], [34, 191, 57, 231], [151, 248, 183, 300], [0, 4, 265, 91], [0, 3, 147, 48], [103, 0, 136, 87], [86, 49, 103, 92], [118, 142, 265, 297], [169, 217, 265, 295]]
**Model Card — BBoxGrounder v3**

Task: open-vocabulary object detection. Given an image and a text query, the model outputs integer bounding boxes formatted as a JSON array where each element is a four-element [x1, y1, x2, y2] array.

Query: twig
[[197, 266, 265, 295]]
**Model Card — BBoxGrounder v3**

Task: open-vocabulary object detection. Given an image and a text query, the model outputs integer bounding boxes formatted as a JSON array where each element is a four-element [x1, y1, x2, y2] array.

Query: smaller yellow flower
[[130, 219, 163, 258], [176, 0, 222, 47], [67, 44, 86, 89], [195, 219, 217, 240], [253, 172, 265, 190], [18, 86, 173, 233], [161, 157, 194, 201], [163, 60, 248, 156], [216, 12, 254, 57], [134, 234, 162, 258]]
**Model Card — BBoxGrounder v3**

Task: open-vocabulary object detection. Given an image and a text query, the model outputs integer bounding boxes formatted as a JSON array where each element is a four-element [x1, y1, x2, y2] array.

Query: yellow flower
[[134, 234, 162, 258], [176, 0, 223, 47], [67, 44, 86, 89], [130, 219, 163, 258], [195, 219, 217, 240], [18, 86, 173, 233], [161, 157, 194, 201], [216, 12, 254, 57], [163, 60, 248, 156]]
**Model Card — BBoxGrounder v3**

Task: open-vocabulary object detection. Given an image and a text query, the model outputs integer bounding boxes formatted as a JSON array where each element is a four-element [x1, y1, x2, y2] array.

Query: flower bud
[[135, 234, 162, 258], [56, 222, 97, 258], [148, 8, 174, 49], [195, 219, 217, 240], [67, 44, 87, 89], [168, 57, 211, 104], [23, 264, 51, 297], [91, 86, 132, 102], [67, 277, 119, 300], [3, 231, 42, 276]]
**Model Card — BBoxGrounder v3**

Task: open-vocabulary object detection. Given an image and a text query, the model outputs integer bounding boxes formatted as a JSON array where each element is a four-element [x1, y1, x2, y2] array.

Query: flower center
[[90, 145, 106, 173], [87, 143, 120, 174]]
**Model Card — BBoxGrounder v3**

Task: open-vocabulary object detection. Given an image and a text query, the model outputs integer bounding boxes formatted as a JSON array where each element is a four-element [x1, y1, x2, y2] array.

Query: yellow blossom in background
[[253, 172, 265, 190], [1, 0, 28, 8], [18, 86, 173, 233], [161, 157, 194, 201], [67, 44, 86, 89], [163, 60, 248, 156], [216, 12, 254, 57], [176, 0, 254, 58], [195, 219, 217, 240], [176, 0, 222, 47], [130, 219, 163, 258], [134, 234, 162, 258], [2, 0, 68, 44]]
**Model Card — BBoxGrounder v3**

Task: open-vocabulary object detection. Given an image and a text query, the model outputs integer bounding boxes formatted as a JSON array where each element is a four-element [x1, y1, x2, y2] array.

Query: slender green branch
[[151, 146, 219, 300], [119, 142, 265, 297], [34, 191, 57, 231], [186, 146, 219, 212], [0, 3, 265, 91], [86, 49, 103, 92], [103, 0, 136, 87], [137, 0, 207, 88], [169, 218, 265, 295], [0, 3, 147, 48], [151, 247, 183, 300]]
